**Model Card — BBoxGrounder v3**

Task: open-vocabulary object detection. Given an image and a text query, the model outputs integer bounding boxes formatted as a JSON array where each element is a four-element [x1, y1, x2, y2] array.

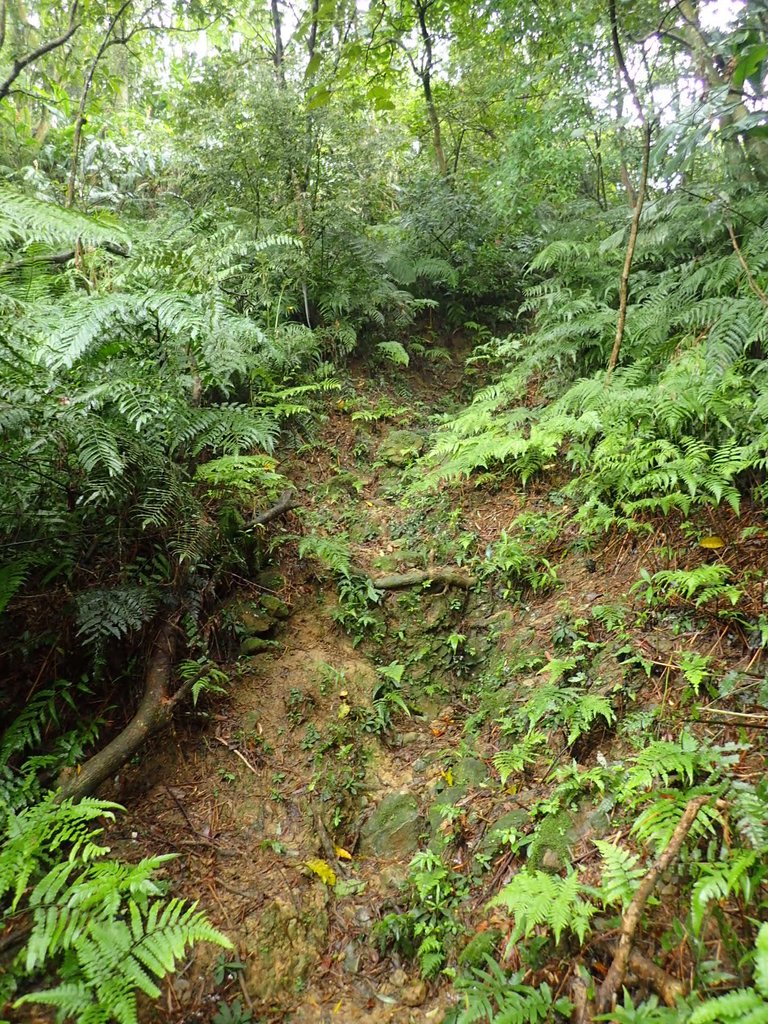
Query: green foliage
[[1, 796, 230, 1020], [478, 530, 560, 596], [373, 849, 468, 978], [593, 840, 645, 911], [453, 960, 571, 1024], [488, 870, 595, 945], [633, 565, 743, 609], [687, 923, 768, 1023], [419, 191, 768, 531]]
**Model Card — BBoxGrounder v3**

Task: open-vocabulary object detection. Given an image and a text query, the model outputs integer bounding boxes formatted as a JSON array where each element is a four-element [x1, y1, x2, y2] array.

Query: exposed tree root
[[249, 489, 299, 527], [594, 938, 685, 1006], [595, 796, 708, 1014], [370, 569, 477, 590], [57, 618, 184, 802]]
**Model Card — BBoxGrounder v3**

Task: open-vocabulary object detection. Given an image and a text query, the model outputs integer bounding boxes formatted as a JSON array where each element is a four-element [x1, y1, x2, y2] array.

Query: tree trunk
[[271, 0, 285, 84], [606, 121, 651, 377], [421, 71, 448, 177], [415, 0, 448, 177], [606, 0, 652, 376]]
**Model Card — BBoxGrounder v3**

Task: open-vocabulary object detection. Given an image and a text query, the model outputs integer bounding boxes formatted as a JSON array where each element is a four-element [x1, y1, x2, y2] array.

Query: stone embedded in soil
[[378, 429, 425, 466], [256, 568, 285, 591], [360, 791, 424, 858], [476, 808, 531, 858], [384, 969, 428, 1008], [226, 598, 274, 636], [453, 755, 487, 787]]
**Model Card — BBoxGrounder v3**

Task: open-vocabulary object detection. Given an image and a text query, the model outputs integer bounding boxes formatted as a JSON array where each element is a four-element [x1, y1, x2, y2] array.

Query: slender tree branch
[[66, 0, 134, 208], [0, 2, 80, 104], [247, 489, 298, 527], [606, 120, 652, 377], [726, 221, 768, 307], [595, 797, 709, 1014], [608, 0, 645, 124]]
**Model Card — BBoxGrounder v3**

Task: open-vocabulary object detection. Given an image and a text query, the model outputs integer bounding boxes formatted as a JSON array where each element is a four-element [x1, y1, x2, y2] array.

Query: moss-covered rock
[[453, 756, 487, 788], [256, 568, 285, 591], [259, 594, 292, 619], [226, 598, 274, 637], [241, 636, 276, 656], [360, 792, 424, 857], [243, 887, 329, 1001], [378, 430, 425, 467]]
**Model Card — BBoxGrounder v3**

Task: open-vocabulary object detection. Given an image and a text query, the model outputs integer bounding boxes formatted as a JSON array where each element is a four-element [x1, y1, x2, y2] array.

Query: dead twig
[[214, 735, 260, 776]]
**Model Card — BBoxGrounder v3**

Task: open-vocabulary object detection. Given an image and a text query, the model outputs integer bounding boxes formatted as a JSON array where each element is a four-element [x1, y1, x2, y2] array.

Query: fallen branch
[[371, 569, 477, 590], [57, 618, 185, 802], [595, 796, 708, 1014], [248, 489, 298, 527]]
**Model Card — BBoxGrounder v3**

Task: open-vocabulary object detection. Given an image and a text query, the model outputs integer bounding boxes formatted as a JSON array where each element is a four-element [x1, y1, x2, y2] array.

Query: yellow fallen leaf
[[338, 702, 351, 719], [334, 845, 352, 860], [700, 535, 726, 549], [305, 858, 337, 886], [441, 768, 454, 786]]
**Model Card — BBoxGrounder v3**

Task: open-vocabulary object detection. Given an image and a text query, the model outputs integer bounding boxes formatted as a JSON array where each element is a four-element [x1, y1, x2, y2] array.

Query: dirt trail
[[106, 364, 477, 1023], [106, 356, 768, 1024]]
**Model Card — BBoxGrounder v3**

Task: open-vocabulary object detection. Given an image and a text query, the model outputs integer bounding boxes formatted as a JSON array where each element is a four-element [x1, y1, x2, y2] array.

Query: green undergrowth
[[298, 415, 768, 1024]]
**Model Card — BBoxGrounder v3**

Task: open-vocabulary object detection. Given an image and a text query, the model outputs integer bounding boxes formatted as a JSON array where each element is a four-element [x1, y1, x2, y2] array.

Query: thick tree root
[[593, 939, 685, 1006], [57, 619, 184, 802], [370, 569, 477, 590]]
